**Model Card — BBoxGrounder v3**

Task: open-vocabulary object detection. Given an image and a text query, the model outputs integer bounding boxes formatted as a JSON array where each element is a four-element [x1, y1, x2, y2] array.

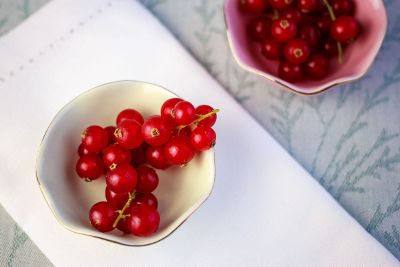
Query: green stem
[[112, 191, 135, 228], [323, 0, 343, 64], [176, 109, 220, 131]]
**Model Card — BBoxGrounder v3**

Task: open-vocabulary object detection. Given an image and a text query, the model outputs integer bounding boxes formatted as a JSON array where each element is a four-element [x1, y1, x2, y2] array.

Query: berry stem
[[323, 0, 343, 64], [112, 191, 135, 228], [176, 109, 220, 131]]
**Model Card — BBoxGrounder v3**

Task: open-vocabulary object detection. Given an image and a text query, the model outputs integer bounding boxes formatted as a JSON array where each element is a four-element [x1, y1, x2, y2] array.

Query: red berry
[[136, 166, 159, 193], [134, 193, 158, 208], [190, 126, 216, 151], [116, 109, 144, 125], [105, 126, 117, 144], [172, 126, 192, 138], [78, 143, 90, 157], [116, 215, 131, 234], [105, 186, 129, 210], [322, 39, 339, 57], [76, 154, 104, 180], [278, 61, 304, 82], [240, 0, 269, 13], [127, 204, 160, 237], [106, 163, 138, 194], [248, 16, 271, 42], [195, 105, 217, 127], [173, 101, 196, 126], [131, 143, 148, 167], [81, 125, 109, 153], [299, 24, 320, 48], [146, 146, 170, 170], [142, 115, 172, 146], [271, 18, 297, 43], [330, 16, 360, 43], [261, 38, 282, 60], [297, 0, 319, 13], [316, 14, 332, 33], [284, 39, 310, 64], [161, 98, 183, 124], [114, 119, 143, 149], [269, 0, 294, 10], [332, 0, 354, 15], [164, 136, 195, 165], [102, 144, 132, 169], [89, 201, 117, 232], [281, 8, 303, 24], [305, 53, 330, 80]]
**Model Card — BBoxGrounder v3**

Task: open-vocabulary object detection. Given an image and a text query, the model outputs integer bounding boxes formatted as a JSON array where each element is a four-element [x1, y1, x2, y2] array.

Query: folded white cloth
[[0, 0, 397, 266]]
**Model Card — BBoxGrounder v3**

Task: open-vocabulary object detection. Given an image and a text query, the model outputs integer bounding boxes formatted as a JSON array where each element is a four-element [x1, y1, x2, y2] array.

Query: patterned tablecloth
[[1, 0, 399, 265]]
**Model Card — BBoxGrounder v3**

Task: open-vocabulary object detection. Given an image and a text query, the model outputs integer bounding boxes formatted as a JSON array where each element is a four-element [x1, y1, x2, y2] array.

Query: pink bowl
[[224, 0, 388, 95]]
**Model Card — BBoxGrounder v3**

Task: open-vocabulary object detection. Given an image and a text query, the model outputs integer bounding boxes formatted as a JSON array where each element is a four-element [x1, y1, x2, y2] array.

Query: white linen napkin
[[0, 0, 397, 265]]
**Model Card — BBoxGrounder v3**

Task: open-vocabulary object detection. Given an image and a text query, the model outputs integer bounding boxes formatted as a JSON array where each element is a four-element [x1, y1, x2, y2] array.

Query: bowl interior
[[224, 0, 387, 94], [36, 81, 215, 245]]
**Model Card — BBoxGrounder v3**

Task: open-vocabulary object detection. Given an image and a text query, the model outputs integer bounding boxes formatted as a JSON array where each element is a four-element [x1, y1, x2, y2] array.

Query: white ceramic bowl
[[36, 81, 215, 245]]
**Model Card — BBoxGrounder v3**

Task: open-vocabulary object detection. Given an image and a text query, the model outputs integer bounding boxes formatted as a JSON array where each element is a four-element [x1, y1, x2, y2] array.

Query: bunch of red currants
[[240, 0, 361, 82], [75, 98, 219, 236]]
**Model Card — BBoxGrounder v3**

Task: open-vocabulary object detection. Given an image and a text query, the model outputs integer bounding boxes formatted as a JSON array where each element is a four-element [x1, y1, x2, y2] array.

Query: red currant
[[284, 39, 310, 64], [281, 9, 303, 24], [134, 193, 158, 208], [260, 38, 282, 60], [173, 101, 196, 126], [105, 186, 129, 210], [240, 0, 269, 13], [330, 15, 360, 43], [271, 18, 297, 43], [81, 125, 109, 153], [145, 146, 170, 170], [316, 14, 332, 33], [131, 143, 148, 167], [105, 126, 117, 144], [78, 143, 90, 157], [102, 144, 132, 169], [321, 38, 339, 57], [142, 115, 171, 146], [164, 136, 195, 165], [299, 24, 320, 48], [76, 154, 104, 180], [278, 61, 304, 82], [106, 163, 137, 194], [89, 201, 117, 232], [305, 53, 330, 80], [332, 0, 354, 15], [114, 119, 143, 149], [127, 204, 160, 237], [172, 126, 192, 138], [116, 109, 144, 125], [190, 126, 216, 151], [269, 0, 294, 10], [297, 0, 319, 13], [161, 98, 182, 124], [195, 105, 217, 127], [248, 16, 271, 42], [116, 214, 131, 234], [136, 166, 159, 193]]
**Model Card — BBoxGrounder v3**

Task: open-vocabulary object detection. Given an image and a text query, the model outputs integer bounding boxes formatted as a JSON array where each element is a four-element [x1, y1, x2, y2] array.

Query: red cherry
[[195, 105, 217, 127], [102, 144, 132, 169], [114, 119, 143, 149], [164, 136, 195, 165], [81, 125, 109, 153], [76, 154, 104, 180], [299, 24, 320, 48], [89, 201, 117, 232], [131, 143, 148, 167], [269, 0, 294, 10], [316, 14, 332, 33], [240, 0, 269, 13], [106, 163, 138, 194], [271, 18, 297, 43], [142, 115, 172, 146], [305, 53, 330, 80], [330, 16, 360, 43], [190, 126, 216, 151], [105, 126, 117, 144], [116, 109, 144, 125], [332, 0, 354, 15], [248, 16, 271, 42], [260, 38, 282, 60], [321, 39, 339, 57], [161, 98, 183, 124], [127, 204, 160, 237], [136, 166, 159, 193], [134, 192, 158, 208], [281, 8, 303, 24], [284, 39, 310, 64], [105, 186, 129, 210], [173, 101, 196, 126], [145, 146, 170, 170], [278, 61, 304, 82], [78, 143, 90, 157], [297, 0, 319, 13]]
